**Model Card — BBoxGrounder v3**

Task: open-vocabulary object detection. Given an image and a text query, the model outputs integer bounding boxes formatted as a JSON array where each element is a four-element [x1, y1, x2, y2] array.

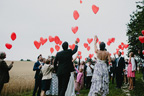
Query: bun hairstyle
[[99, 42, 106, 51]]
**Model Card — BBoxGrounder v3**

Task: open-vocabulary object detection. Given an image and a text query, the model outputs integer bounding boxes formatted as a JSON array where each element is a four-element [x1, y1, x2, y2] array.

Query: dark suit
[[54, 45, 78, 96], [112, 60, 116, 84], [115, 57, 125, 88], [33, 61, 42, 96], [0, 59, 13, 94]]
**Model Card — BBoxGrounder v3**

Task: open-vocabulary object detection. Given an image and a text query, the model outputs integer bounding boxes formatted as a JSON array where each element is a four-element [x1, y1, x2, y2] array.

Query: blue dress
[[88, 59, 109, 96]]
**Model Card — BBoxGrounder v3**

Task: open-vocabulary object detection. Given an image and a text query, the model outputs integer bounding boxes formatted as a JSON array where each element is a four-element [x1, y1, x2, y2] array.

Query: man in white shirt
[[86, 59, 94, 89]]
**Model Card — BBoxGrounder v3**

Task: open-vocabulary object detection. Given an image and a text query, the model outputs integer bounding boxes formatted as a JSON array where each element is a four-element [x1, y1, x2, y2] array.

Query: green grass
[[8, 72, 144, 96]]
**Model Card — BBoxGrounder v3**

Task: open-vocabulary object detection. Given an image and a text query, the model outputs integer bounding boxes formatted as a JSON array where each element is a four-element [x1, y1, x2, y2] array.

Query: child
[[40, 59, 54, 96], [75, 67, 83, 95]]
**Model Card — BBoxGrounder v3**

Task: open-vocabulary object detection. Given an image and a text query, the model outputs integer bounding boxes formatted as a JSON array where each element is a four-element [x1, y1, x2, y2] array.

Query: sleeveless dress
[[65, 72, 76, 96], [127, 59, 135, 77], [88, 59, 109, 96]]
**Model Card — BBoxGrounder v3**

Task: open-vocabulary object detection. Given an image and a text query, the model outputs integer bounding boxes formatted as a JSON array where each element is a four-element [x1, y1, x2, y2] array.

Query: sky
[[0, 0, 140, 61]]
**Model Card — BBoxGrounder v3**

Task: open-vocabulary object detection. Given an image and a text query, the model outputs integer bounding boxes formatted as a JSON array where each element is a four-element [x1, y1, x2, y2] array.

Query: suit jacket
[[33, 61, 41, 79], [54, 45, 78, 76], [116, 57, 125, 73], [0, 59, 13, 84]]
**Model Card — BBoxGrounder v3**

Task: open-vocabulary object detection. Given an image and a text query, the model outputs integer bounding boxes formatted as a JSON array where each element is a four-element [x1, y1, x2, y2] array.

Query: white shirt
[[86, 63, 94, 76], [131, 57, 136, 71], [116, 56, 121, 67]]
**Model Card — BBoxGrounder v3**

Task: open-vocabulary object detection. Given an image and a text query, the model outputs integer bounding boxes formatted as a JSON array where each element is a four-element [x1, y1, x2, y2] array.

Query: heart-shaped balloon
[[76, 38, 80, 43], [107, 41, 110, 46], [5, 43, 12, 49], [34, 41, 41, 49], [80, 0, 82, 4], [73, 10, 79, 20], [142, 30, 144, 35], [55, 36, 60, 44], [142, 50, 144, 55], [121, 46, 124, 50], [92, 5, 99, 14], [99, 41, 101, 45], [50, 47, 54, 54], [111, 38, 115, 43], [87, 38, 93, 44], [55, 45, 60, 51], [124, 44, 129, 49], [78, 51, 82, 55], [139, 36, 144, 43], [49, 36, 55, 42], [72, 26, 78, 34], [59, 41, 62, 45], [118, 45, 122, 49], [40, 37, 47, 45], [11, 32, 16, 41], [84, 43, 88, 48], [89, 54, 94, 59], [85, 58, 87, 61], [108, 38, 112, 43], [121, 42, 124, 46], [122, 51, 124, 55], [87, 46, 90, 51], [69, 44, 75, 50]]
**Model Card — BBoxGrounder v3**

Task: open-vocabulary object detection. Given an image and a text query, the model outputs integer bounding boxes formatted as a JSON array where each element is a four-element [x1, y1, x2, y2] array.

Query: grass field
[[1, 61, 144, 96]]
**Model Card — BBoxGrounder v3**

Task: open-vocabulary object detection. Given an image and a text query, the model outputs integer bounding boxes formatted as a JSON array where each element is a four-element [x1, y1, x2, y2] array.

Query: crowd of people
[[0, 35, 144, 96]]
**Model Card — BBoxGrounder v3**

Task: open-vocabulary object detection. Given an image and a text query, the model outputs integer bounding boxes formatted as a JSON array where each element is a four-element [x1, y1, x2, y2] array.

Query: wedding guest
[[41, 59, 54, 96], [127, 52, 136, 90], [111, 57, 116, 84], [86, 59, 94, 89], [46, 57, 58, 96], [33, 55, 43, 96], [0, 52, 14, 95]]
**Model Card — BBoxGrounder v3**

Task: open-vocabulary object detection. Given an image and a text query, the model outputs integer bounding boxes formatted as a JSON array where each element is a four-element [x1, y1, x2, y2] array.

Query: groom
[[54, 41, 78, 96]]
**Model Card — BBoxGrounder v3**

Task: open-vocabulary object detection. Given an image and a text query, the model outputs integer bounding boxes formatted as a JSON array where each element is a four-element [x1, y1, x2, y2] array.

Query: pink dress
[[127, 59, 135, 77]]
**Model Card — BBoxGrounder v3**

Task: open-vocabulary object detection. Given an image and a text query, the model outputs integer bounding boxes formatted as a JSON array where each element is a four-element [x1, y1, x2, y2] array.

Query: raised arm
[[75, 67, 79, 73], [72, 41, 78, 55], [94, 35, 98, 53]]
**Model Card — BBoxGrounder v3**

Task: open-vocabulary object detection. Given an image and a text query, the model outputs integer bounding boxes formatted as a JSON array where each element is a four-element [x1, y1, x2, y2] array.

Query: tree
[[126, 0, 144, 56]]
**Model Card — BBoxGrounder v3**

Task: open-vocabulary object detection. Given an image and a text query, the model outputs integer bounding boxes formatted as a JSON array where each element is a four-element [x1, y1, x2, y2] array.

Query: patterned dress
[[88, 59, 109, 96], [46, 73, 58, 95]]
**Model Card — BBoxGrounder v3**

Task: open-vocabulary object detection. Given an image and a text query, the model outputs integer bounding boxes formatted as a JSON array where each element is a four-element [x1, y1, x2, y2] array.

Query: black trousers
[[133, 77, 135, 86], [0, 83, 4, 96], [86, 76, 92, 89], [33, 78, 41, 96], [112, 72, 115, 84], [58, 73, 70, 96], [116, 71, 122, 88]]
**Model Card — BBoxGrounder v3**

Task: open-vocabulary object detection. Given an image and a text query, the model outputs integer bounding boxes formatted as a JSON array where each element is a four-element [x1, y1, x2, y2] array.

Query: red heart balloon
[[72, 26, 78, 34], [142, 30, 144, 35], [73, 10, 79, 20], [108, 38, 112, 43], [87, 46, 90, 51], [142, 50, 144, 55], [121, 42, 124, 46], [40, 37, 47, 45], [55, 45, 60, 51], [84, 43, 88, 48], [92, 5, 99, 14], [107, 41, 110, 46], [11, 32, 16, 41], [78, 51, 81, 55], [76, 38, 80, 43], [34, 41, 41, 49], [99, 41, 101, 45], [87, 38, 93, 44], [55, 36, 60, 44], [85, 58, 87, 61], [124, 44, 129, 49], [122, 51, 124, 55], [118, 45, 122, 49], [69, 44, 75, 50], [139, 36, 144, 43], [111, 38, 115, 43], [5, 43, 12, 49], [50, 47, 54, 54], [80, 0, 82, 4], [49, 36, 55, 42], [89, 54, 94, 59], [121, 46, 124, 50], [59, 41, 62, 45]]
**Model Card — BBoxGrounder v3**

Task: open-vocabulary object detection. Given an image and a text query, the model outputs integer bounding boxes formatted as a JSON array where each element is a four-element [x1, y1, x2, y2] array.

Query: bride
[[88, 35, 111, 96], [65, 53, 79, 96]]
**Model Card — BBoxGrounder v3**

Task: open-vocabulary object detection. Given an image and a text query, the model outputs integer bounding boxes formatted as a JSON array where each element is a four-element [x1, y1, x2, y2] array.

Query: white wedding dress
[[65, 72, 76, 96]]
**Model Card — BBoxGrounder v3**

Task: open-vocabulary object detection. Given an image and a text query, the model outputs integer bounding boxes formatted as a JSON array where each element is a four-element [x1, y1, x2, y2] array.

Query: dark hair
[[99, 42, 106, 51], [37, 54, 42, 60], [62, 42, 68, 50], [131, 52, 134, 57], [46, 59, 50, 64], [0, 52, 6, 59]]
